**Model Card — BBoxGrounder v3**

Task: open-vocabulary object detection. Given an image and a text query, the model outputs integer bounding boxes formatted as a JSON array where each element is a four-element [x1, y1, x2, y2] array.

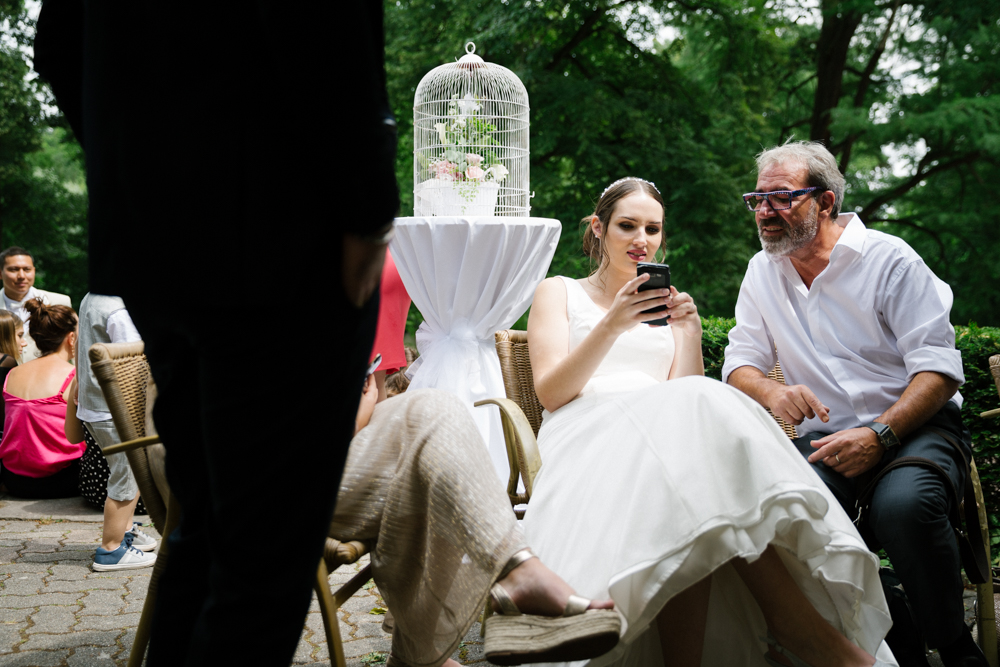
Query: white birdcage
[[413, 42, 529, 217]]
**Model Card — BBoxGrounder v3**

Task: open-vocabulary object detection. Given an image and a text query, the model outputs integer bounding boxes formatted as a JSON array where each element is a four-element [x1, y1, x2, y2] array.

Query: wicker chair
[[481, 331, 999, 660], [89, 342, 175, 667], [91, 342, 371, 667]]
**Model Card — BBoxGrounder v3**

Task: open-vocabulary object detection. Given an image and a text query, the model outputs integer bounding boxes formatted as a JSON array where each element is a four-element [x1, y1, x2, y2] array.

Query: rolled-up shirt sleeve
[[722, 268, 777, 384], [881, 259, 964, 386]]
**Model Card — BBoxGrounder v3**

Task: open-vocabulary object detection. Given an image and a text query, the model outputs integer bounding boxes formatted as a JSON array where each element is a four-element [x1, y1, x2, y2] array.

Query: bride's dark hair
[[581, 177, 665, 277]]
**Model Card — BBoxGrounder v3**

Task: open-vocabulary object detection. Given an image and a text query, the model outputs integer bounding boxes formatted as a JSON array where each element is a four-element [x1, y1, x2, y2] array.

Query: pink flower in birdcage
[[465, 165, 485, 180], [431, 160, 458, 180], [466, 153, 484, 167]]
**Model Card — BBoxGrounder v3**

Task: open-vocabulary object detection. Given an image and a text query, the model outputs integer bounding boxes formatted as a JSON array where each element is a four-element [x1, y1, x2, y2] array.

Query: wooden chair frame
[[91, 342, 372, 667], [481, 330, 998, 661]]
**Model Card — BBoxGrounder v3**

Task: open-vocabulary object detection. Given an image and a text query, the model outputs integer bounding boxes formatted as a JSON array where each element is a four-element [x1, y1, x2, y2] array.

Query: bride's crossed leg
[[658, 546, 875, 667]]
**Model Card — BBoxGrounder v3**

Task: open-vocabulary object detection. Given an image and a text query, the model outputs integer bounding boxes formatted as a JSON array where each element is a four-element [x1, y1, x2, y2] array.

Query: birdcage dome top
[[413, 42, 531, 217], [414, 42, 528, 106]]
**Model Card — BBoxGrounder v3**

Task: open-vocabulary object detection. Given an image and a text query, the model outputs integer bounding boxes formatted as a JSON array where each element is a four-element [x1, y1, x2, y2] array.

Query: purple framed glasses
[[742, 187, 818, 212]]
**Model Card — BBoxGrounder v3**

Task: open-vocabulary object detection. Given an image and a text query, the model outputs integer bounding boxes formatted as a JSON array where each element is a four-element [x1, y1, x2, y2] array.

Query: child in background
[[73, 293, 156, 571]]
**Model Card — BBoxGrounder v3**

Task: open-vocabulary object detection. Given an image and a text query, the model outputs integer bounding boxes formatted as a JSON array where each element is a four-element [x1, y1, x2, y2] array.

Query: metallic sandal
[[483, 550, 621, 666]]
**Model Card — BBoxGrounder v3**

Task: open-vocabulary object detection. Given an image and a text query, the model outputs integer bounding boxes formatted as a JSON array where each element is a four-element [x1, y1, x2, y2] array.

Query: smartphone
[[367, 354, 382, 377], [636, 262, 671, 326]]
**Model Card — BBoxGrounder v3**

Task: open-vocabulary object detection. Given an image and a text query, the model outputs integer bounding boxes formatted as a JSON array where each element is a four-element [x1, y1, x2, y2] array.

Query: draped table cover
[[390, 216, 561, 482]]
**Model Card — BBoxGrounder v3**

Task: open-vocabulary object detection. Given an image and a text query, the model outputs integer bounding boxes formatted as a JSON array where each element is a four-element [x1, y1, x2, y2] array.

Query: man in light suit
[[0, 247, 72, 361]]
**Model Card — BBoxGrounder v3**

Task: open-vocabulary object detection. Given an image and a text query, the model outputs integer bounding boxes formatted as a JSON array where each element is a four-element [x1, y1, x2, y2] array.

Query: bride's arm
[[666, 287, 705, 379], [528, 275, 670, 412]]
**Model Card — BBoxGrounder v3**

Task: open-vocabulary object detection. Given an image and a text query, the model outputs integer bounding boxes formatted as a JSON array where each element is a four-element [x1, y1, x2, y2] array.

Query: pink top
[[0, 368, 84, 478]]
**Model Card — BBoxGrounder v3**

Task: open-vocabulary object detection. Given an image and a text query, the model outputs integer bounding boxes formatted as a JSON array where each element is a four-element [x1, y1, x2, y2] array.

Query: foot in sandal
[[484, 550, 619, 666]]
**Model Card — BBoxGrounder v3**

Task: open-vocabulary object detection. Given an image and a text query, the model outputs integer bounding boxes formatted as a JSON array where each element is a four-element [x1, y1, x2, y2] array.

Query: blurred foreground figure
[[34, 1, 396, 664]]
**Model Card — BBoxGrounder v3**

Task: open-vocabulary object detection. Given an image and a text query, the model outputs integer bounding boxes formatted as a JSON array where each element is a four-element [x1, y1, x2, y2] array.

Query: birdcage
[[413, 42, 529, 217]]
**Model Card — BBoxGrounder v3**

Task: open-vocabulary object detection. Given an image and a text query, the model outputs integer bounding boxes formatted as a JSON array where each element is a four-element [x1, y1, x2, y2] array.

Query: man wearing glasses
[[722, 141, 985, 666]]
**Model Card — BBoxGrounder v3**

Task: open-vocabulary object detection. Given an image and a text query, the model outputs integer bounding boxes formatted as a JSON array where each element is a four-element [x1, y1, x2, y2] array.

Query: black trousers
[[127, 283, 379, 666], [793, 401, 971, 648]]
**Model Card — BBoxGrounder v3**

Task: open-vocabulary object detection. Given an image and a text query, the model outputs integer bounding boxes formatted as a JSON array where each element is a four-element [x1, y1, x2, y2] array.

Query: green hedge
[[703, 318, 1000, 555]]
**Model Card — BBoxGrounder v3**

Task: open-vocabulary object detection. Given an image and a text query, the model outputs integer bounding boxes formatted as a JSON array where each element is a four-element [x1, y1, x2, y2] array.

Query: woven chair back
[[88, 342, 169, 532], [765, 361, 799, 440], [495, 330, 543, 436]]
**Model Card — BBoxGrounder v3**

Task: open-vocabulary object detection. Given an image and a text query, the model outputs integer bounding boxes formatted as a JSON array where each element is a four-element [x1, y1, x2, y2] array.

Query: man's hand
[[342, 234, 388, 308], [808, 427, 884, 478], [355, 373, 379, 436], [766, 383, 830, 426]]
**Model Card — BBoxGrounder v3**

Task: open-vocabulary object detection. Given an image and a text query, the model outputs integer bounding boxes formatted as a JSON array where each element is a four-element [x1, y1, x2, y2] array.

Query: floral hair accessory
[[600, 177, 660, 200]]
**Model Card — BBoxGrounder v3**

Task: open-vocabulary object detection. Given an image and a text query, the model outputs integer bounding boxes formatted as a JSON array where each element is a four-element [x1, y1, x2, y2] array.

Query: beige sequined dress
[[330, 388, 526, 667]]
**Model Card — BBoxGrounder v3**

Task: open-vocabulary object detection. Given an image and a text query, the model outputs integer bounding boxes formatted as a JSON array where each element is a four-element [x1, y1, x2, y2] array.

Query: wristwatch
[[864, 421, 900, 450]]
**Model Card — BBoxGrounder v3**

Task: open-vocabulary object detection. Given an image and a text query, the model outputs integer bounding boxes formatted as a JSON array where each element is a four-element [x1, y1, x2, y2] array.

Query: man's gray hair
[[755, 141, 845, 218]]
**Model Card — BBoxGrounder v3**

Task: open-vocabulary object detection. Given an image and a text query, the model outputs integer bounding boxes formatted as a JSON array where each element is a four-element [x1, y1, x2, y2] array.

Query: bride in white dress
[[521, 178, 896, 666]]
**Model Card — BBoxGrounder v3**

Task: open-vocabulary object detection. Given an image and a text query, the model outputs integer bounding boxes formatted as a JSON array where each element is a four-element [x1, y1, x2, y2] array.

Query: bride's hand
[[602, 273, 671, 335], [665, 287, 702, 338]]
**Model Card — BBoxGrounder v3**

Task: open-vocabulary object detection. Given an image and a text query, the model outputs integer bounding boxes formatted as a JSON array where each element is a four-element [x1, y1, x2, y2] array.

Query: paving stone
[[293, 634, 316, 663], [75, 613, 141, 631], [451, 638, 486, 664], [341, 595, 381, 614], [0, 621, 26, 653], [342, 635, 393, 659], [125, 576, 149, 598], [1, 573, 46, 595], [0, 539, 24, 547], [0, 608, 29, 622], [48, 564, 90, 581], [0, 649, 70, 666], [21, 629, 120, 650], [118, 626, 137, 655], [0, 593, 83, 608], [27, 606, 76, 633], [0, 547, 21, 561], [20, 551, 91, 564], [67, 645, 119, 666], [21, 539, 62, 552], [78, 591, 125, 616], [46, 579, 123, 593], [122, 601, 145, 615], [0, 563, 51, 575]]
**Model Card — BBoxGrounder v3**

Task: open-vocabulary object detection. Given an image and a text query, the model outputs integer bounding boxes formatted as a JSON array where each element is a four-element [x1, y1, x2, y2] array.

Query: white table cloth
[[390, 216, 561, 482]]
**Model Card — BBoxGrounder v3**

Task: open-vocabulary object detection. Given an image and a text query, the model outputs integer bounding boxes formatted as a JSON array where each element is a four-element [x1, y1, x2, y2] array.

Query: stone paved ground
[[0, 494, 487, 667], [0, 493, 985, 667]]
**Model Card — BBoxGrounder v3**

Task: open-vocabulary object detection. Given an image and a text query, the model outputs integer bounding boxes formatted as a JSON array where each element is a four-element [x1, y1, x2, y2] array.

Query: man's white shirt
[[722, 213, 964, 436], [4, 286, 41, 334]]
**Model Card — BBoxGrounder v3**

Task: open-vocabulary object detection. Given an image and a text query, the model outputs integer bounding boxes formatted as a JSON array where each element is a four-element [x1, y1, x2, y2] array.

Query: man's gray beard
[[759, 204, 819, 257]]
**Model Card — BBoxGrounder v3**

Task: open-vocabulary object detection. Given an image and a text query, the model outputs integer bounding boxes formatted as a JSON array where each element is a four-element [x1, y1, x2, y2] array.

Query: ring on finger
[[835, 453, 841, 464]]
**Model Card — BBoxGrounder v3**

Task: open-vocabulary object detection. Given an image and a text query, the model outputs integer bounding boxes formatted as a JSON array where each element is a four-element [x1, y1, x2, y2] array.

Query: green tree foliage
[[384, 0, 999, 325], [0, 2, 87, 307]]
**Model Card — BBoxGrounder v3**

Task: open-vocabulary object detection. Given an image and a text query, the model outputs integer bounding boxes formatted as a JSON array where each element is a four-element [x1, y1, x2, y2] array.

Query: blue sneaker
[[93, 537, 157, 571], [125, 522, 157, 552]]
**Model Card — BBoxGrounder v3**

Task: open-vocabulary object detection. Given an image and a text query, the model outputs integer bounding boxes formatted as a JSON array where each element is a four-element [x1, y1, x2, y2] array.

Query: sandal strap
[[497, 548, 536, 582], [563, 594, 590, 616], [490, 581, 522, 616]]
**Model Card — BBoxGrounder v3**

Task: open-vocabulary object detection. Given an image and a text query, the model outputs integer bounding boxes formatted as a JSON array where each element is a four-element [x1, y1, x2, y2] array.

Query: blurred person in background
[[0, 247, 72, 363], [0, 300, 82, 498]]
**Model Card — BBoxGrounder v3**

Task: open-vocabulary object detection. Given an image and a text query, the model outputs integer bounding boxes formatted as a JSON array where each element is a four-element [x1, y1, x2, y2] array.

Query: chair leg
[[315, 557, 347, 667], [971, 461, 998, 666], [127, 495, 181, 667]]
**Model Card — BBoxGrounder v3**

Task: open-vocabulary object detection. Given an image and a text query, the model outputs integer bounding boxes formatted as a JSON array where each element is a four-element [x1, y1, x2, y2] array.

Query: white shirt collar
[[3, 285, 37, 311]]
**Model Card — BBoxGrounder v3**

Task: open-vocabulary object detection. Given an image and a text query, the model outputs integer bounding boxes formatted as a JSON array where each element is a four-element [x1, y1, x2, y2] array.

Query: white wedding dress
[[521, 277, 896, 666]]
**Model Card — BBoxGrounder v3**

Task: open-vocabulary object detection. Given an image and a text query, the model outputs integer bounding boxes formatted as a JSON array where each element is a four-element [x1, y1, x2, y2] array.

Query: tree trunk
[[810, 0, 863, 146]]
